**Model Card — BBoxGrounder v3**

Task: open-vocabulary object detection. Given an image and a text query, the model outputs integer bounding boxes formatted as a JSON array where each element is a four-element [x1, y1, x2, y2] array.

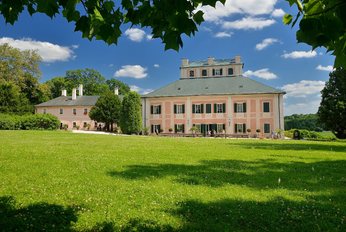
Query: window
[[189, 70, 194, 77], [73, 109, 76, 115], [151, 105, 161, 114], [228, 68, 234, 75], [175, 124, 185, 133], [202, 69, 207, 76], [43, 109, 46, 114], [263, 102, 270, 112], [60, 109, 63, 114], [83, 122, 88, 128], [206, 104, 212, 113], [214, 103, 226, 113], [73, 122, 77, 128], [193, 124, 201, 133], [192, 104, 204, 114], [235, 123, 246, 133], [84, 108, 88, 115], [174, 104, 185, 114], [264, 123, 270, 133], [213, 68, 223, 76], [234, 103, 246, 113], [217, 124, 225, 133], [151, 124, 161, 133]]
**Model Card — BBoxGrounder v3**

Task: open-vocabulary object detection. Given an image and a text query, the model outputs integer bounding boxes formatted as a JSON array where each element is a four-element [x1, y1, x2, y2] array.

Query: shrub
[[0, 113, 60, 130], [284, 129, 337, 141]]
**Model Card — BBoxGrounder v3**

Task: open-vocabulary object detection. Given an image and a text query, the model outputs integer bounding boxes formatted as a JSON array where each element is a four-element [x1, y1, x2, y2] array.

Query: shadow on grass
[[81, 197, 346, 232], [108, 159, 346, 191], [0, 196, 79, 231], [229, 141, 346, 152]]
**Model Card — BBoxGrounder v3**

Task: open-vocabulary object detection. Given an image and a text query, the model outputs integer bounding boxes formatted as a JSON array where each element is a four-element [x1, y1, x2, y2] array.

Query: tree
[[0, 0, 222, 51], [120, 91, 142, 134], [0, 81, 33, 114], [106, 79, 130, 95], [284, 114, 326, 131], [45, 77, 70, 98], [65, 69, 108, 96], [317, 68, 346, 139], [284, 0, 346, 67], [89, 91, 121, 131]]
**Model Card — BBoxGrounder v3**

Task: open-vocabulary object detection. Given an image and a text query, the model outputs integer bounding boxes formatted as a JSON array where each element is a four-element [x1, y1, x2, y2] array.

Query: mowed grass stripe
[[0, 131, 345, 231]]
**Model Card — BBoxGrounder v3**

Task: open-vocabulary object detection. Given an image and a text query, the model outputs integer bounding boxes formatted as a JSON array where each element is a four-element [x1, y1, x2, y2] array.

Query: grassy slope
[[0, 131, 345, 231]]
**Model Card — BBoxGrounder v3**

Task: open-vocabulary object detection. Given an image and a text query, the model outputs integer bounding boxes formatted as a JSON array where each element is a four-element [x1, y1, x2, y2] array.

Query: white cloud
[[271, 8, 285, 17], [200, 0, 277, 22], [316, 65, 334, 72], [214, 31, 232, 38], [114, 65, 147, 79], [153, 64, 160, 68], [281, 80, 325, 98], [243, 68, 277, 80], [124, 28, 146, 42], [222, 17, 275, 30], [130, 85, 153, 95], [255, 38, 279, 50], [284, 100, 321, 116], [282, 50, 317, 59], [0, 37, 75, 62], [146, 34, 153, 40]]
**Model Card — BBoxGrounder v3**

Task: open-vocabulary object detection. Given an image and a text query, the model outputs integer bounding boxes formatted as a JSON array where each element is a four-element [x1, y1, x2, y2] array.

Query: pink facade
[[36, 105, 98, 130], [142, 94, 284, 137]]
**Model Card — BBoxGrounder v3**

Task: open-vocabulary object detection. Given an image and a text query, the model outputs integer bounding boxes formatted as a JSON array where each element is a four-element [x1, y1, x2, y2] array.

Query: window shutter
[[243, 103, 247, 112], [174, 124, 177, 133], [159, 105, 161, 114], [151, 125, 154, 133], [223, 103, 226, 113], [223, 124, 225, 130], [201, 104, 204, 113], [220, 68, 223, 75], [212, 69, 215, 76], [151, 105, 153, 114], [174, 104, 177, 114], [234, 103, 237, 113], [182, 124, 185, 133], [243, 124, 246, 133], [192, 104, 195, 113], [182, 104, 185, 113], [214, 104, 217, 113], [234, 124, 237, 133]]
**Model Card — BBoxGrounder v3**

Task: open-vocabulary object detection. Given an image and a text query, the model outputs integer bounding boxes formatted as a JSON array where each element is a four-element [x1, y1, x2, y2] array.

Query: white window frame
[[202, 69, 207, 76], [189, 70, 194, 77], [236, 124, 245, 133], [194, 124, 201, 133], [263, 102, 270, 113], [153, 105, 160, 114], [176, 104, 184, 114], [215, 69, 221, 75], [195, 104, 202, 114], [217, 124, 224, 133], [60, 108, 63, 114], [236, 103, 244, 113], [216, 103, 224, 113], [264, 123, 270, 133]]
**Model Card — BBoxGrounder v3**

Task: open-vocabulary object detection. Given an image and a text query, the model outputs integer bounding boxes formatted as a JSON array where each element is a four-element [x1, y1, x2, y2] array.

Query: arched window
[[228, 68, 234, 75]]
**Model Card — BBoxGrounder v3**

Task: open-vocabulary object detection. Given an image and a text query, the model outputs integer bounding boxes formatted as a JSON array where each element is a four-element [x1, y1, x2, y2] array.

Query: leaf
[[193, 10, 204, 25], [283, 14, 293, 25]]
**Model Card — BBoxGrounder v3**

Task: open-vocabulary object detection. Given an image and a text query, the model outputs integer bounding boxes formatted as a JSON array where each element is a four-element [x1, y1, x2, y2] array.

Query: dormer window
[[228, 68, 234, 75], [189, 70, 194, 77]]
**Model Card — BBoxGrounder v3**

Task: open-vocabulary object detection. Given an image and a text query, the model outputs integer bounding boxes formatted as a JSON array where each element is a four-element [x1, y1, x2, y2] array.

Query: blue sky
[[0, 0, 334, 115]]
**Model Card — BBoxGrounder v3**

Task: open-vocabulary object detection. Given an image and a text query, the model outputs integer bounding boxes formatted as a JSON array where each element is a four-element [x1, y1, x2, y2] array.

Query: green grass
[[0, 131, 345, 231]]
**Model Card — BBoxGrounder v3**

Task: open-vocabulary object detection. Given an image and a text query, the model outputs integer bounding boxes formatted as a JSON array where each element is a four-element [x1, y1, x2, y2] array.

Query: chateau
[[141, 56, 285, 137]]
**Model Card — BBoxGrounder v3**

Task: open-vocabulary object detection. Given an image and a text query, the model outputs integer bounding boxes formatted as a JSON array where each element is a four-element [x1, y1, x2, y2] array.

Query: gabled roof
[[143, 76, 285, 98], [187, 58, 237, 67], [35, 96, 99, 107]]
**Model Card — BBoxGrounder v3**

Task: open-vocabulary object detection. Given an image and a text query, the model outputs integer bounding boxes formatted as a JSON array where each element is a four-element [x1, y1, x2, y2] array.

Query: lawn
[[0, 131, 345, 231]]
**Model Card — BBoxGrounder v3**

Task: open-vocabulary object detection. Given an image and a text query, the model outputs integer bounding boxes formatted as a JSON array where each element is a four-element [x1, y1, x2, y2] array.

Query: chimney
[[235, 55, 241, 63], [207, 57, 214, 65], [114, 87, 119, 96], [61, 89, 67, 96], [72, 88, 77, 100], [78, 84, 83, 96], [181, 58, 189, 67]]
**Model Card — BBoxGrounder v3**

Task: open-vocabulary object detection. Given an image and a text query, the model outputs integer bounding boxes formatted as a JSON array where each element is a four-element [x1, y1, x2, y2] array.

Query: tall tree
[[120, 91, 142, 134], [65, 68, 108, 96], [106, 79, 130, 95], [89, 91, 121, 131], [45, 77, 70, 98], [317, 68, 346, 139], [0, 81, 33, 114]]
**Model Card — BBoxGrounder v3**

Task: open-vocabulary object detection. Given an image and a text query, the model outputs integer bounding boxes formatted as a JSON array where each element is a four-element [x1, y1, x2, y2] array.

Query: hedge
[[284, 129, 337, 141], [0, 113, 60, 130]]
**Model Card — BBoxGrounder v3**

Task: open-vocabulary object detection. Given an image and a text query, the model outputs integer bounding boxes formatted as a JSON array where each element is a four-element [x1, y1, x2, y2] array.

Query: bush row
[[0, 113, 60, 130], [284, 129, 337, 141]]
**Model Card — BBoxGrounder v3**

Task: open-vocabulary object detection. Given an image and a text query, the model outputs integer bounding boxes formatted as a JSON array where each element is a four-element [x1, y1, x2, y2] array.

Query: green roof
[[187, 58, 237, 67], [143, 76, 285, 98], [36, 96, 99, 107]]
